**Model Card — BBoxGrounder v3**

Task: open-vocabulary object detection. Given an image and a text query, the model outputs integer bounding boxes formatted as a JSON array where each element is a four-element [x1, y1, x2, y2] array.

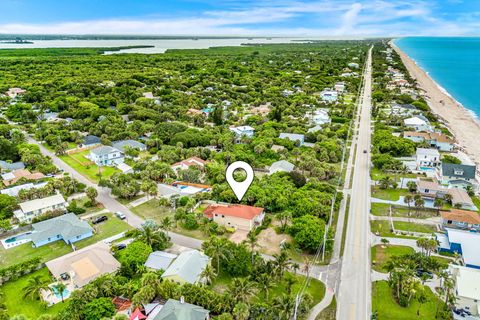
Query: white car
[[115, 211, 126, 220]]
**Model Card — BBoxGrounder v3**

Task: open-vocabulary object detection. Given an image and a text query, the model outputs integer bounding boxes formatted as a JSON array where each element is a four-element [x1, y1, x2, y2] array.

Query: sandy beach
[[391, 41, 480, 166]]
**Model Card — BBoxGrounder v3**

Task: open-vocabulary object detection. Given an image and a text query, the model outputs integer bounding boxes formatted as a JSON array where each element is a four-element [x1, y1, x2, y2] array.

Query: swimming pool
[[51, 286, 71, 299], [1, 232, 32, 249]]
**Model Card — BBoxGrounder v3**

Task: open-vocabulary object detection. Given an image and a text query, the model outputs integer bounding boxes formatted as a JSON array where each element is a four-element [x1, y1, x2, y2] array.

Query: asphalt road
[[337, 47, 373, 320], [25, 135, 203, 249]]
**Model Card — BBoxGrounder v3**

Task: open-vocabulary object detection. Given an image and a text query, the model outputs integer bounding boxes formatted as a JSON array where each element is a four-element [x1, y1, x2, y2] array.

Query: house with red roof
[[130, 307, 146, 320], [204, 204, 265, 231], [171, 157, 208, 172]]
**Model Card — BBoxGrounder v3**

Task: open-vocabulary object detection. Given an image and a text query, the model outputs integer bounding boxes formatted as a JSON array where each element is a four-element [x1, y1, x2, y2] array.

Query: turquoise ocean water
[[395, 37, 480, 117]]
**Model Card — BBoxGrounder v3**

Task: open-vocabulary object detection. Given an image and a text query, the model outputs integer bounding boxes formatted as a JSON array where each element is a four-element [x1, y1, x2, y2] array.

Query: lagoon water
[[0, 37, 321, 54], [395, 37, 480, 116]]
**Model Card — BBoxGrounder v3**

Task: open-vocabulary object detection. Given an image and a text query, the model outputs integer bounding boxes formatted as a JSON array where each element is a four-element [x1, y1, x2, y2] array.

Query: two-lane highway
[[337, 46, 373, 320]]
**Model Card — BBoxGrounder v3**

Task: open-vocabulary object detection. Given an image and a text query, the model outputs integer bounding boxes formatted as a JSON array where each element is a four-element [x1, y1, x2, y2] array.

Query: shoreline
[[390, 40, 480, 166]]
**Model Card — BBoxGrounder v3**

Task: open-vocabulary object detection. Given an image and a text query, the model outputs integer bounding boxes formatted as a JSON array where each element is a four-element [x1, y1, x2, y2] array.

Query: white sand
[[391, 41, 480, 166]]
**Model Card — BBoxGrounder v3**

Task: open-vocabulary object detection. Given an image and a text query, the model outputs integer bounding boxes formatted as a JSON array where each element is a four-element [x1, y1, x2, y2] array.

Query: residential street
[[25, 135, 203, 249], [337, 46, 373, 320]]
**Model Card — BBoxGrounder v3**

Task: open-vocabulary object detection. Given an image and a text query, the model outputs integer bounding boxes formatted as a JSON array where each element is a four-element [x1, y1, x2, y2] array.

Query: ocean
[[395, 37, 480, 117]]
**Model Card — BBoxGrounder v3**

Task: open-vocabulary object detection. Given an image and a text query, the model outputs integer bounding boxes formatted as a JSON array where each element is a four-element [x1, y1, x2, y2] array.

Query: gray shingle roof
[[111, 140, 146, 152], [161, 250, 209, 284], [270, 160, 295, 173], [144, 251, 177, 271], [30, 213, 93, 245], [90, 146, 121, 156], [442, 163, 476, 180], [83, 135, 101, 145], [279, 133, 305, 142], [152, 299, 209, 320], [0, 160, 25, 171]]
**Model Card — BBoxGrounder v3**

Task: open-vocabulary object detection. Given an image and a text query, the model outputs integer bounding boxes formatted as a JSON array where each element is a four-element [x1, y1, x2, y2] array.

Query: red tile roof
[[441, 209, 480, 225], [204, 204, 264, 220], [171, 157, 207, 168], [130, 307, 146, 320]]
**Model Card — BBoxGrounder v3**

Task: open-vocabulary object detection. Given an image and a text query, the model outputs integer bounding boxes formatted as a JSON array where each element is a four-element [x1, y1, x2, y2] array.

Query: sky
[[1, 0, 479, 36]]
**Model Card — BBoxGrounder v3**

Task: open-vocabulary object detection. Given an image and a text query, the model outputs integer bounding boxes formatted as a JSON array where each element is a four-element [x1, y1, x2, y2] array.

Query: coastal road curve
[[336, 46, 373, 320], [25, 135, 203, 249]]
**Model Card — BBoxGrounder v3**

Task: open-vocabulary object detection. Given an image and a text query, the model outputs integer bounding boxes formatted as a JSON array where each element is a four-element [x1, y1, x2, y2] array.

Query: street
[[25, 135, 203, 249], [337, 46, 373, 320]]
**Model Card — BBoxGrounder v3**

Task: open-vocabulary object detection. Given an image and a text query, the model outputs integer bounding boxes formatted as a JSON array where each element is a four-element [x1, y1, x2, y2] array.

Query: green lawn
[[212, 272, 325, 305], [371, 203, 437, 219], [371, 245, 415, 272], [371, 203, 390, 216], [372, 188, 410, 201], [370, 168, 418, 181], [131, 199, 173, 223], [316, 296, 336, 320], [372, 280, 446, 320], [0, 213, 130, 267], [59, 150, 118, 182], [370, 221, 418, 239], [0, 268, 66, 319], [75, 196, 105, 214], [131, 199, 208, 240], [393, 221, 437, 234]]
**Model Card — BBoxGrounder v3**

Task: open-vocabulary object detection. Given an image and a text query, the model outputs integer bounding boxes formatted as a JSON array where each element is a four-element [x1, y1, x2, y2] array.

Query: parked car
[[415, 269, 433, 279], [92, 215, 108, 224], [115, 211, 126, 220], [116, 243, 127, 250]]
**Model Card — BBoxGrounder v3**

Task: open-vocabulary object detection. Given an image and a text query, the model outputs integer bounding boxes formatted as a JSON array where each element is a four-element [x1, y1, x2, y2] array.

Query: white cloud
[[0, 0, 477, 36]]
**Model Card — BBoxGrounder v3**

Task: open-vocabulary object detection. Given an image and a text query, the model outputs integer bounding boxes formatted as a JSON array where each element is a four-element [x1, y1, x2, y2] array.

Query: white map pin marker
[[226, 161, 254, 201]]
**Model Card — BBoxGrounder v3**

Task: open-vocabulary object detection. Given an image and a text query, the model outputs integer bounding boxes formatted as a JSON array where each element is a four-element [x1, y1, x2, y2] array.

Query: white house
[[89, 146, 124, 166], [449, 265, 480, 316], [14, 194, 68, 223], [347, 62, 359, 68], [320, 90, 338, 102], [310, 109, 331, 126], [269, 160, 295, 175], [230, 126, 255, 143], [415, 148, 440, 170], [404, 116, 432, 132], [334, 82, 346, 92], [171, 157, 207, 172], [404, 131, 455, 152]]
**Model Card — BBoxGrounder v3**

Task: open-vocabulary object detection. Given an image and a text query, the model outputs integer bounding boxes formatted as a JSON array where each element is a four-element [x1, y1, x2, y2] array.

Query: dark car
[[92, 215, 108, 224], [116, 243, 127, 250], [363, 149, 367, 153], [415, 269, 433, 279]]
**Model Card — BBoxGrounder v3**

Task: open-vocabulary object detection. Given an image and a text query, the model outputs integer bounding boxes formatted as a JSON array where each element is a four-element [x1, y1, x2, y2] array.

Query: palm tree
[[202, 237, 231, 274], [433, 198, 443, 215], [403, 194, 413, 218], [228, 278, 257, 303], [414, 196, 425, 218], [272, 249, 292, 279], [245, 231, 258, 267], [257, 273, 273, 300], [379, 176, 392, 190], [160, 216, 173, 234], [52, 283, 67, 303], [273, 294, 295, 320], [23, 275, 49, 301], [443, 193, 453, 205], [200, 264, 217, 285], [233, 302, 250, 320], [137, 224, 170, 250]]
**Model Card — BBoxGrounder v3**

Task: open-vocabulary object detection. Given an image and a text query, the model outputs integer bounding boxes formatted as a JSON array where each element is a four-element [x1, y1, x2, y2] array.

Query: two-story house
[[89, 146, 124, 166], [14, 194, 68, 223], [229, 126, 255, 143], [436, 163, 477, 190], [415, 148, 440, 170], [404, 116, 432, 132]]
